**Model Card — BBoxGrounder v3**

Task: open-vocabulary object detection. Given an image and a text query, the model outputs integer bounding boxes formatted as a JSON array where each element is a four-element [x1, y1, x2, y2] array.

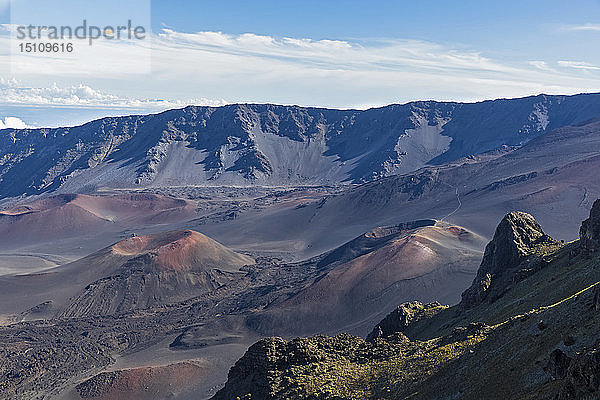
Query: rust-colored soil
[[76, 361, 207, 400]]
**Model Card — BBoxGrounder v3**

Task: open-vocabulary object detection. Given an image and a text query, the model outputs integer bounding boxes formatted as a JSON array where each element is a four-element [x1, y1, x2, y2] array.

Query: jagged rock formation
[[366, 301, 447, 342], [2, 93, 600, 198], [557, 347, 600, 399], [580, 199, 600, 253], [460, 211, 560, 308], [547, 348, 572, 381], [212, 334, 413, 400]]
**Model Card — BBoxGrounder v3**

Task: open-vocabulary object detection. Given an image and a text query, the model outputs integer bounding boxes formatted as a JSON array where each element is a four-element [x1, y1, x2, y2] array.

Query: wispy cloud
[[1, 27, 600, 116], [528, 60, 553, 71], [558, 60, 600, 71], [565, 23, 600, 32], [146, 29, 600, 106], [156, 29, 518, 75]]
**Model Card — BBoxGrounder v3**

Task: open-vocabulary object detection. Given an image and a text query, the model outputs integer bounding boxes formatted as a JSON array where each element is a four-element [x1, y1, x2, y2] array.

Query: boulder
[[580, 199, 600, 253], [548, 349, 572, 380], [212, 334, 364, 400], [461, 211, 559, 309], [558, 347, 600, 399], [366, 301, 446, 342]]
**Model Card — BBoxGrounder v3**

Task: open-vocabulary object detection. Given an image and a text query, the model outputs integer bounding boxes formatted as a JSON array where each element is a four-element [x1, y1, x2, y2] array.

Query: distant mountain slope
[[2, 112, 597, 262], [0, 193, 196, 249], [2, 93, 600, 198], [247, 117, 600, 254]]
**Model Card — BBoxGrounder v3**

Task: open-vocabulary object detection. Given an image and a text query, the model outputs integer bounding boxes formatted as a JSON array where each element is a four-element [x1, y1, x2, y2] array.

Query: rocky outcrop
[[460, 211, 560, 309], [211, 333, 417, 400], [580, 199, 600, 253], [213, 335, 361, 400], [548, 349, 572, 380], [366, 301, 446, 342], [557, 347, 600, 399], [227, 146, 273, 179]]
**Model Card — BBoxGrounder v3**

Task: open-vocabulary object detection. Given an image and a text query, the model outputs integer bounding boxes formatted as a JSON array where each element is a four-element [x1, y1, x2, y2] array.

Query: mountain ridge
[[3, 93, 600, 199]]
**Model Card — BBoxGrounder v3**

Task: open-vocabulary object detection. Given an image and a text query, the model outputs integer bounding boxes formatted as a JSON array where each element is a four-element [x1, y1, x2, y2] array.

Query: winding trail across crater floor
[[441, 184, 462, 222]]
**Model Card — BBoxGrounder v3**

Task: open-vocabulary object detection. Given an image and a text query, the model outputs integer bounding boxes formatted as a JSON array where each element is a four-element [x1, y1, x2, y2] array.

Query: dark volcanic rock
[[366, 301, 446, 342], [211, 333, 418, 400], [580, 199, 600, 253], [461, 211, 559, 309], [76, 370, 121, 398], [557, 347, 600, 399], [211, 337, 315, 400], [548, 349, 572, 380]]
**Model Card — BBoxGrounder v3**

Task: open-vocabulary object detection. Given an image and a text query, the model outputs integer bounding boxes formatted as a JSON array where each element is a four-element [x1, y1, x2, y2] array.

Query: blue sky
[[150, 0, 600, 57], [151, 1, 595, 39], [1, 0, 600, 127]]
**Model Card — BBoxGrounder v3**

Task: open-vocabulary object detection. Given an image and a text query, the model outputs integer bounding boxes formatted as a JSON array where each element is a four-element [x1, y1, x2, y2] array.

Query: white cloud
[[155, 29, 515, 75], [565, 24, 600, 32], [558, 60, 600, 71], [0, 116, 32, 129], [144, 29, 600, 106], [0, 81, 227, 108], [529, 61, 552, 71], [0, 26, 599, 115], [0, 77, 19, 88]]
